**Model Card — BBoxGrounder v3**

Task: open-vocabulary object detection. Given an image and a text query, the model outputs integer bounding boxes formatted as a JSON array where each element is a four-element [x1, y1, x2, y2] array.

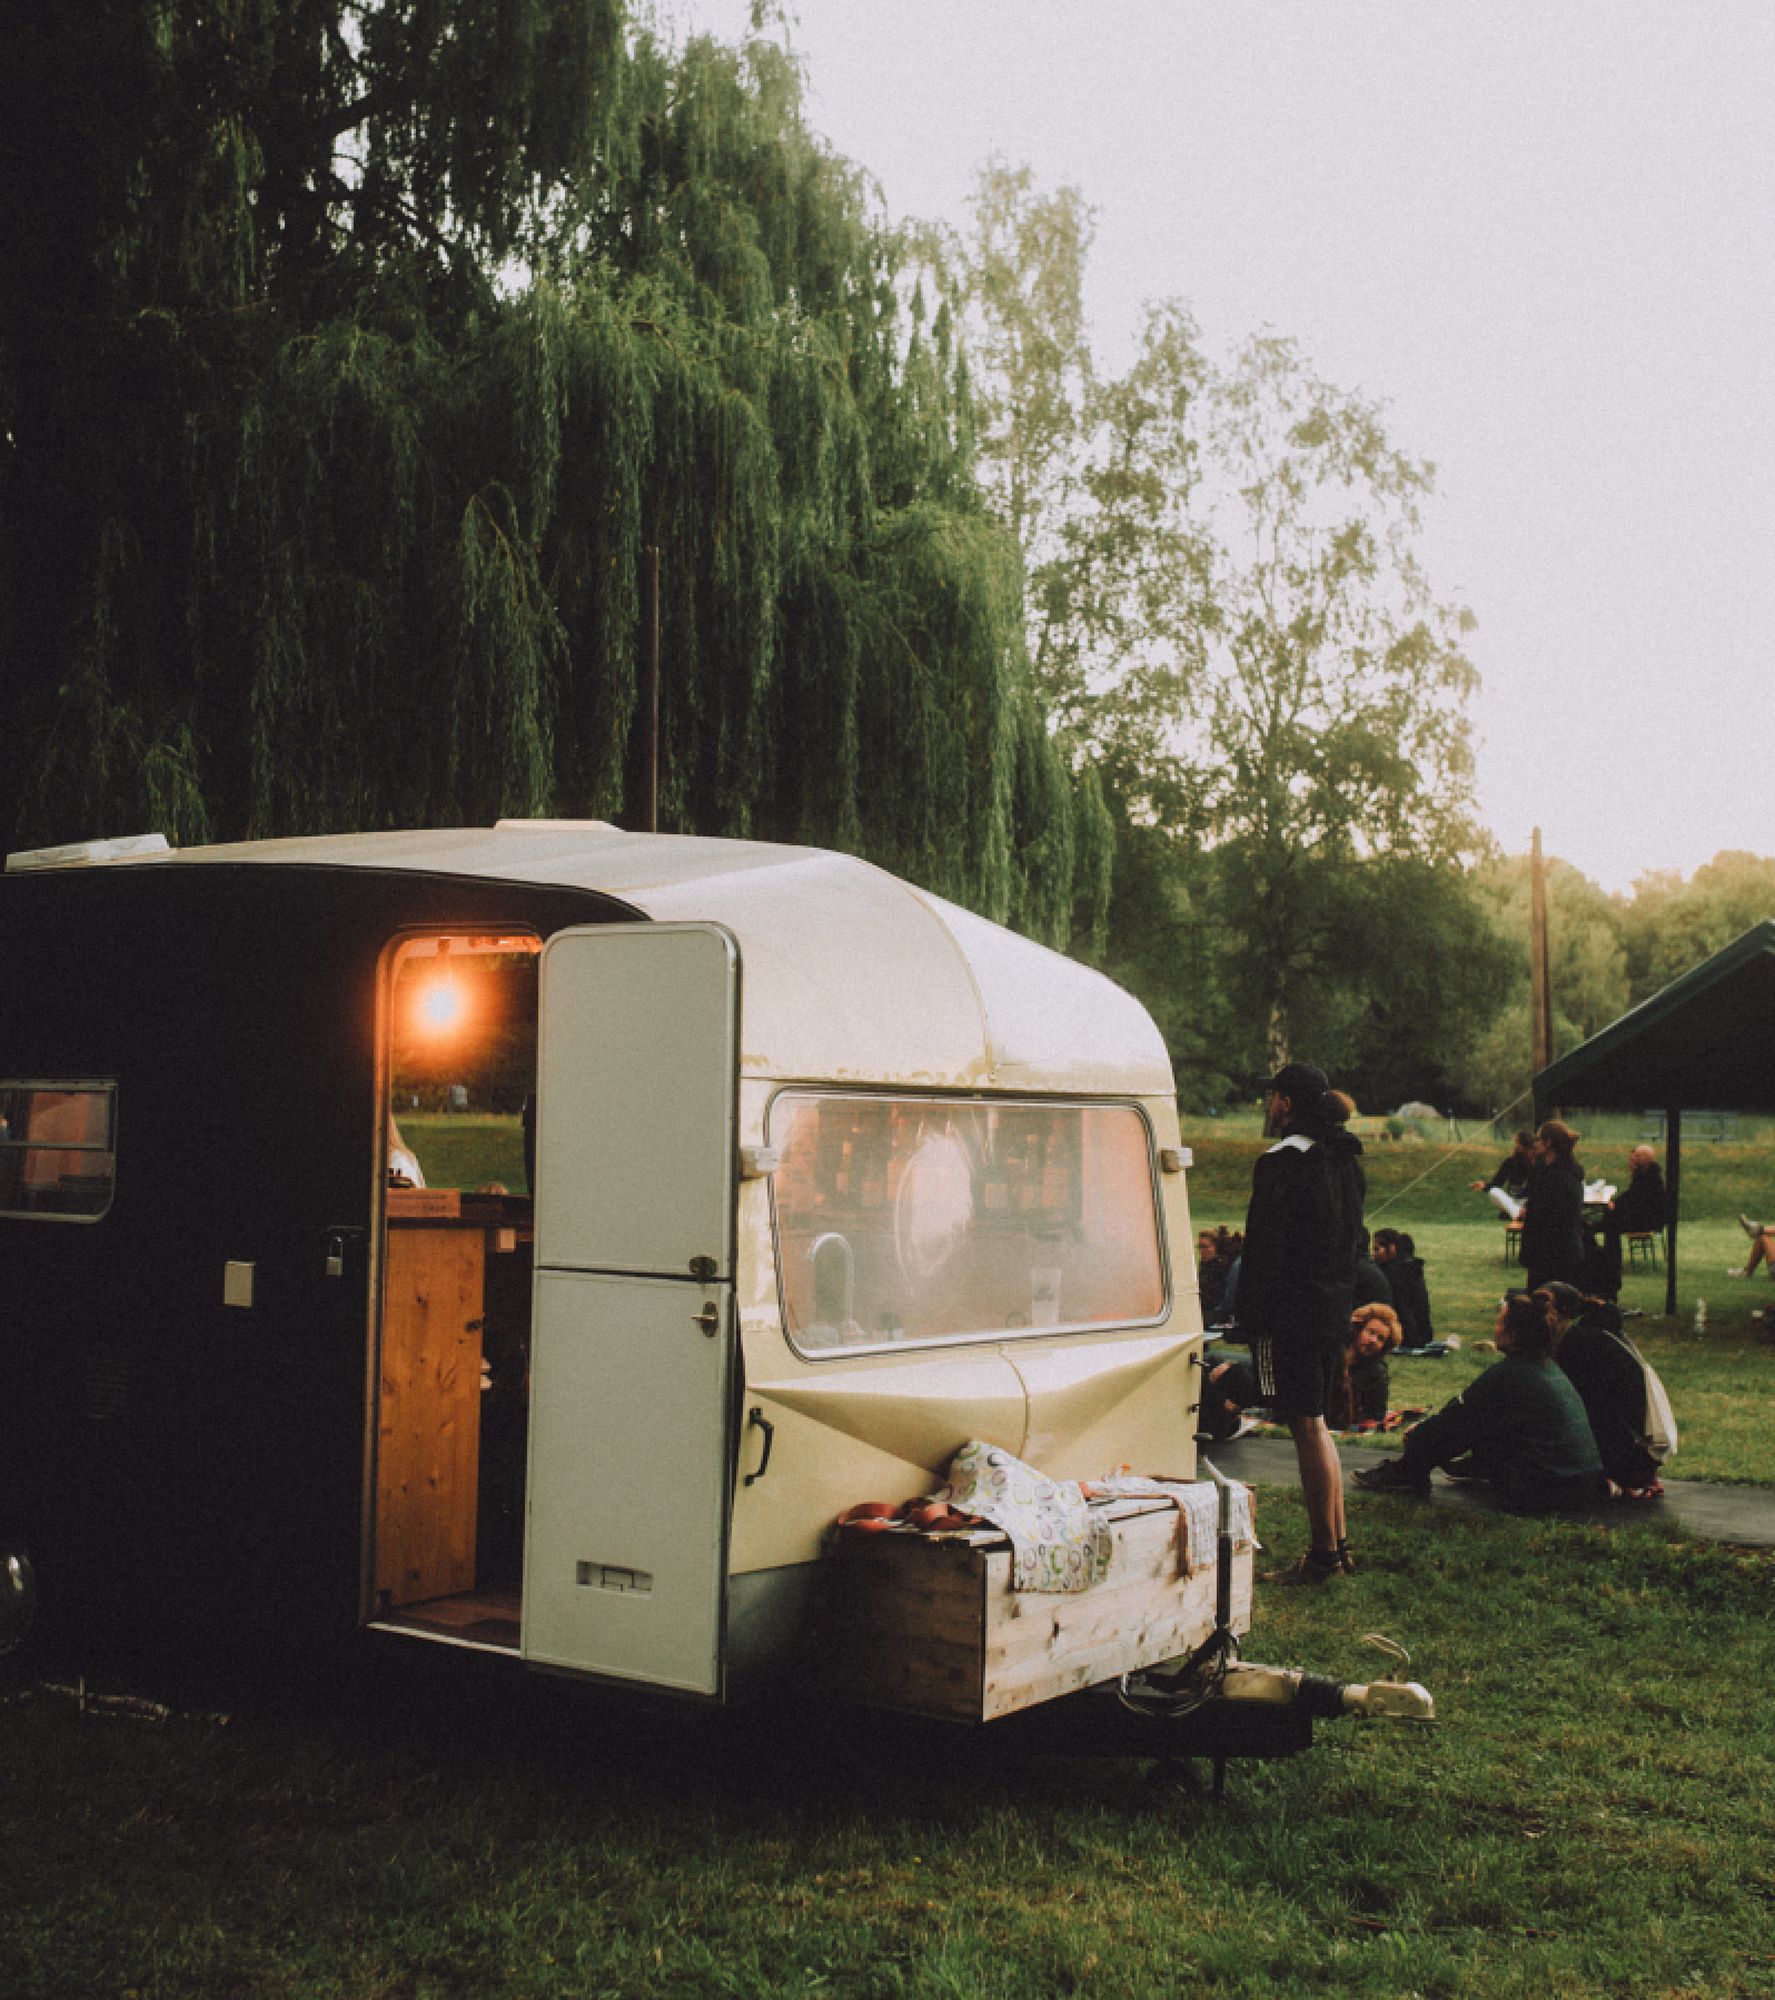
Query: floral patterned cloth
[[1089, 1473, 1255, 1574], [938, 1441, 1112, 1594]]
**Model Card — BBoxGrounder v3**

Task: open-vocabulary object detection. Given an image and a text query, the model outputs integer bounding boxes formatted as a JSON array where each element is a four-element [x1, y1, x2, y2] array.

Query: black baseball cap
[[1262, 1061, 1329, 1100]]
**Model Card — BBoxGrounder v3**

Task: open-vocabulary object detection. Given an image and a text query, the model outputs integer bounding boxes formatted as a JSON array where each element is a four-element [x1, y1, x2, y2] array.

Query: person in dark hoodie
[[1519, 1119, 1587, 1291], [1373, 1228, 1435, 1349], [1539, 1281, 1667, 1494], [1352, 1226, 1395, 1311], [1236, 1061, 1367, 1583]]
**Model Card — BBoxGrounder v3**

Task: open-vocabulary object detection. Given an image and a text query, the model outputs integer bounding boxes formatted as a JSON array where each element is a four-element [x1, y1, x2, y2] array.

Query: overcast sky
[[665, 1, 1773, 893]]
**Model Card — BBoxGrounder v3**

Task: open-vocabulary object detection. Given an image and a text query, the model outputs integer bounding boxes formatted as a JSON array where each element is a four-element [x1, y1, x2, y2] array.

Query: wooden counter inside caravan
[[376, 1190, 531, 1611], [823, 1492, 1253, 1723]]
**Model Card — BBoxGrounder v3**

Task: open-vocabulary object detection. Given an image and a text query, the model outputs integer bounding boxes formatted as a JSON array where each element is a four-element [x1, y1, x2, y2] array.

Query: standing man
[[1237, 1061, 1367, 1583]]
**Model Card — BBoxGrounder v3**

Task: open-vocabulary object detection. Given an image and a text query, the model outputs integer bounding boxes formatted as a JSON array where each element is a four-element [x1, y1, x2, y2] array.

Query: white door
[[522, 923, 738, 1692]]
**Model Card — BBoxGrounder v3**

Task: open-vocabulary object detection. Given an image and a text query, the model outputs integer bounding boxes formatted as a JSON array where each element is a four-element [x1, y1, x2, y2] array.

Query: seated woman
[[1330, 1302, 1402, 1428], [1199, 1300, 1401, 1441], [1353, 1291, 1605, 1511], [1538, 1281, 1666, 1496]]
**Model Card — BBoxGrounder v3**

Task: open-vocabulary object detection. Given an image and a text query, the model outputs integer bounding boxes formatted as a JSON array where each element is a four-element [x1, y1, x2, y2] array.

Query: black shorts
[[1249, 1331, 1339, 1421]]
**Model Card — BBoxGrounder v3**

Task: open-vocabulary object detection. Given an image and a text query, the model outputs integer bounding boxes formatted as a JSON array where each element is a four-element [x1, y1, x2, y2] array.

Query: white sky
[[666, 1, 1774, 893]]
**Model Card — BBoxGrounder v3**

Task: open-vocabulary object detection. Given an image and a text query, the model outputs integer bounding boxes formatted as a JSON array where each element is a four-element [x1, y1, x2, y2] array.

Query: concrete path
[[1202, 1433, 1775, 1549]]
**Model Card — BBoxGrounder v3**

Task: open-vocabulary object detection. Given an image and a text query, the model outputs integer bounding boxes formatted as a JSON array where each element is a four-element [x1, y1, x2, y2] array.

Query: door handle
[[693, 1300, 722, 1337], [744, 1407, 775, 1486]]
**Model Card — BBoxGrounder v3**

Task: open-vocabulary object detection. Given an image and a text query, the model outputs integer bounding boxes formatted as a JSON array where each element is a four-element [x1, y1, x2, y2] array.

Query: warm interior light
[[415, 937, 465, 1034], [421, 980, 463, 1029]]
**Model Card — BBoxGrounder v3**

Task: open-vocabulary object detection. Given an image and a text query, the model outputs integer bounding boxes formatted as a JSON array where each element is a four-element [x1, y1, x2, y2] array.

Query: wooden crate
[[824, 1496, 1253, 1723]]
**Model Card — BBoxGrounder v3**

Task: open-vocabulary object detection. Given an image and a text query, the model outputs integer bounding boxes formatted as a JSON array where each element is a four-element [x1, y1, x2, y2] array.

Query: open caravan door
[[523, 923, 739, 1694]]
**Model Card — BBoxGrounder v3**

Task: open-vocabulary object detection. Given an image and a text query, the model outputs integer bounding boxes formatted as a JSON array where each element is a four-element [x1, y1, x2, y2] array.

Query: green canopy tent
[[1535, 919, 1775, 1318]]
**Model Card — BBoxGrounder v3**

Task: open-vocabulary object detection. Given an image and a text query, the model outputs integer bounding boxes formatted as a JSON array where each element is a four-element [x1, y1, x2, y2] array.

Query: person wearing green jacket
[[1354, 1290, 1605, 1511]]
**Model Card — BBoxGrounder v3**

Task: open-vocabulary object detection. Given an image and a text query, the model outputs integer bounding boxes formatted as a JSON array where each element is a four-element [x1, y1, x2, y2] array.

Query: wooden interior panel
[[376, 1223, 486, 1609]]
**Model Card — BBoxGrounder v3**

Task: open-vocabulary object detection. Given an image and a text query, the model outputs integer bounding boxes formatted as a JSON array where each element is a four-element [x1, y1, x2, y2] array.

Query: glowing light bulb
[[421, 981, 462, 1029]]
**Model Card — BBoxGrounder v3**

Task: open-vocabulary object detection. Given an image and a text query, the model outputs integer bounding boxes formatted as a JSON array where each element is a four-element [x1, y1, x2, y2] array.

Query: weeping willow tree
[[0, 6, 1109, 947]]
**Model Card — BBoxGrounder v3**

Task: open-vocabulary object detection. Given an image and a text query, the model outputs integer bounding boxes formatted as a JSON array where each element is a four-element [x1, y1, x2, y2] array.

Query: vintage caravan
[[0, 824, 1427, 1749]]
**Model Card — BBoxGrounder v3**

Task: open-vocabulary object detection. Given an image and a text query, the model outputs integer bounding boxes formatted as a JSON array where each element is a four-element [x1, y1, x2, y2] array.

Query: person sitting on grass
[[1199, 1301, 1402, 1441], [1353, 1290, 1606, 1511], [1727, 1213, 1775, 1279], [1196, 1351, 1261, 1443], [1373, 1228, 1435, 1349], [1330, 1303, 1403, 1429], [1537, 1281, 1668, 1498], [1352, 1225, 1394, 1310]]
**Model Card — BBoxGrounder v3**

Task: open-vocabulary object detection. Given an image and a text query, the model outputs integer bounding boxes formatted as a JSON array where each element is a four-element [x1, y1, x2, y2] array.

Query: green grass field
[[5, 1502, 1773, 2000], [7, 1114, 1771, 1997]]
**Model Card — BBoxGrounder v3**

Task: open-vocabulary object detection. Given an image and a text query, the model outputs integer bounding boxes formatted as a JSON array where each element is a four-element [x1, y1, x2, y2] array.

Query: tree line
[[2, 6, 1763, 1117]]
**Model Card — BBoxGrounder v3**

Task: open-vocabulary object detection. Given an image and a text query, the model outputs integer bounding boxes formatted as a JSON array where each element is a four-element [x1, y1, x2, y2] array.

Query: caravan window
[[0, 1081, 117, 1221], [769, 1093, 1166, 1353]]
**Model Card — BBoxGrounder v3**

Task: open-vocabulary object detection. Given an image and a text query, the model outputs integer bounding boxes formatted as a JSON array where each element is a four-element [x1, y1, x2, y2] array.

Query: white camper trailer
[[0, 823, 1428, 1754]]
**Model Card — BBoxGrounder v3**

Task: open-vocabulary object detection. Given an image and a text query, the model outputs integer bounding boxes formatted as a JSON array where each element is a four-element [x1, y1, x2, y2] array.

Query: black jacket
[[1352, 1257, 1394, 1310], [1556, 1305, 1661, 1489], [1485, 1150, 1534, 1197], [1238, 1117, 1367, 1347], [1386, 1255, 1435, 1347], [1610, 1164, 1667, 1236], [1521, 1156, 1586, 1287]]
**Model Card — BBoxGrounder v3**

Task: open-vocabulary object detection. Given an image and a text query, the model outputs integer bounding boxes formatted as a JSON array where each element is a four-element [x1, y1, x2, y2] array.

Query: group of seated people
[[1353, 1282, 1668, 1507], [1200, 1274, 1670, 1509]]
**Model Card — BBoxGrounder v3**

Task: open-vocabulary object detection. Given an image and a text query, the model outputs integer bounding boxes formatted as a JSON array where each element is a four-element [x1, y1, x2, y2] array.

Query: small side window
[[0, 1081, 117, 1221]]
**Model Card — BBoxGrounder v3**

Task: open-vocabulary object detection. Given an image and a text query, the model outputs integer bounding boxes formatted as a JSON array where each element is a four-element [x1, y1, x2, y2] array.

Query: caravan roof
[[13, 824, 1172, 1095]]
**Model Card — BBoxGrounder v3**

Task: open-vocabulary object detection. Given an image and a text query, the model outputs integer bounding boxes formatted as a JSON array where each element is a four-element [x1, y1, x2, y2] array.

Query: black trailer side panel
[[0, 862, 628, 1663]]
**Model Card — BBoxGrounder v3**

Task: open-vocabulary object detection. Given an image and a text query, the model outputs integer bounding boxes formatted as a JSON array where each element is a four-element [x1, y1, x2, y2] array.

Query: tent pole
[[1664, 1106, 1681, 1320]]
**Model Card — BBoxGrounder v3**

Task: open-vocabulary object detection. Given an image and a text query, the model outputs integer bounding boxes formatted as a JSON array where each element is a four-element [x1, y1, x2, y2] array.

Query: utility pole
[[1530, 827, 1553, 1077]]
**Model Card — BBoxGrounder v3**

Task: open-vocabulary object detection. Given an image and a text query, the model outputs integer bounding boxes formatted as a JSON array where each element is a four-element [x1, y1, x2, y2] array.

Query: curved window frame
[[765, 1086, 1172, 1361]]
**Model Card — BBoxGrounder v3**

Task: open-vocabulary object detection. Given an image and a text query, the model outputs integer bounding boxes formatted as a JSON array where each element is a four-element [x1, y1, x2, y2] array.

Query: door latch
[[693, 1300, 722, 1337], [324, 1226, 365, 1279]]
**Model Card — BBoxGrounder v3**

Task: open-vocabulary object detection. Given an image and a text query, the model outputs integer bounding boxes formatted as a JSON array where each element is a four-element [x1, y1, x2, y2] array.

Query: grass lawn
[[5, 1499, 1773, 1999], [398, 1113, 529, 1195], [10, 1114, 1766, 1997]]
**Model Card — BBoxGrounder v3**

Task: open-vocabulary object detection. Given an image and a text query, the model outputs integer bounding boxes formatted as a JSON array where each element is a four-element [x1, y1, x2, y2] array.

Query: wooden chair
[[1627, 1231, 1661, 1270], [1503, 1220, 1523, 1265]]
